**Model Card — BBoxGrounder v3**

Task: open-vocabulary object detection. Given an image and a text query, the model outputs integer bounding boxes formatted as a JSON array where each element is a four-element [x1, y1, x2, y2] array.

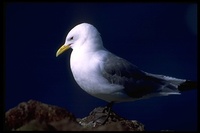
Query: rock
[[5, 100, 145, 131], [5, 100, 77, 131], [78, 106, 145, 131], [50, 118, 83, 131], [16, 120, 56, 131]]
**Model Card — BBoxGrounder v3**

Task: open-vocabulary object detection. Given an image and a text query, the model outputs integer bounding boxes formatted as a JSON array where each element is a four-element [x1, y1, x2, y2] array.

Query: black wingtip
[[178, 80, 197, 91]]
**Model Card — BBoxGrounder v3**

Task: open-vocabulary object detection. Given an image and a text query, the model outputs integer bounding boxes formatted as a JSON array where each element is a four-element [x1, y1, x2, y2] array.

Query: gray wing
[[100, 53, 178, 98]]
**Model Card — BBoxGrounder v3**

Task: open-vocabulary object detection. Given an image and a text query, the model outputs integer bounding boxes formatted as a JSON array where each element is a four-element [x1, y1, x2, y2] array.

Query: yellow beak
[[56, 44, 71, 57]]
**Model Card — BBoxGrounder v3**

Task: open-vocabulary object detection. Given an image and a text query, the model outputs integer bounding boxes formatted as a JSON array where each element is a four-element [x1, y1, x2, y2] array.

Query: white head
[[56, 23, 103, 57]]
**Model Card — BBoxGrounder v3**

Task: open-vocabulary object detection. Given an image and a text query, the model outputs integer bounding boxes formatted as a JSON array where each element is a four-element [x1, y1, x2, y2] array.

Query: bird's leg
[[92, 101, 114, 125], [103, 101, 114, 113], [101, 101, 114, 125]]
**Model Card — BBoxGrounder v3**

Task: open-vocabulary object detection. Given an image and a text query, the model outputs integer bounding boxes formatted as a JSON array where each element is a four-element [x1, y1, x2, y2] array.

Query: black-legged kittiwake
[[56, 23, 196, 124]]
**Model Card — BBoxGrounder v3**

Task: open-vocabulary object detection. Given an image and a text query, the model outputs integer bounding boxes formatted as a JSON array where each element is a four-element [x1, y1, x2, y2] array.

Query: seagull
[[56, 23, 196, 124]]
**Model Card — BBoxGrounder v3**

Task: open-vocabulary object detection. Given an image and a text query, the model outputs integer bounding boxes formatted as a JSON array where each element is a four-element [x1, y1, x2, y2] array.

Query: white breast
[[70, 49, 128, 102]]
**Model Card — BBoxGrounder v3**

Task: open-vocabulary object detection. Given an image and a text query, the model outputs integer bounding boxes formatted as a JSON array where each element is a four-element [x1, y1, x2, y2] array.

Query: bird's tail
[[146, 73, 197, 92], [178, 80, 197, 91]]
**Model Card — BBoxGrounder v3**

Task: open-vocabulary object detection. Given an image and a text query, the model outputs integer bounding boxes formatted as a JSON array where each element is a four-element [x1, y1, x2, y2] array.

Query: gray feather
[[100, 53, 183, 98]]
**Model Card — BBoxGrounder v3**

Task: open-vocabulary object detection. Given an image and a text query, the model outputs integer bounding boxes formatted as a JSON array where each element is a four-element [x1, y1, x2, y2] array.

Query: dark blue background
[[5, 3, 197, 131]]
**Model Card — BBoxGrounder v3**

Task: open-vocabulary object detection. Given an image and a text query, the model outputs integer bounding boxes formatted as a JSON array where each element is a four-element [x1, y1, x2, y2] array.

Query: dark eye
[[69, 36, 73, 40]]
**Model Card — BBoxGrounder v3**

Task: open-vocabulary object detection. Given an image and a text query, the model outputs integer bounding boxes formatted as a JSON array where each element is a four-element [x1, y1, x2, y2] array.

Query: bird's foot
[[92, 102, 114, 125]]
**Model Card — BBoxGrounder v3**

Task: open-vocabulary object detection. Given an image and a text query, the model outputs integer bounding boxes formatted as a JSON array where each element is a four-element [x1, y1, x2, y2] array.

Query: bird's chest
[[70, 51, 103, 92], [70, 51, 96, 76]]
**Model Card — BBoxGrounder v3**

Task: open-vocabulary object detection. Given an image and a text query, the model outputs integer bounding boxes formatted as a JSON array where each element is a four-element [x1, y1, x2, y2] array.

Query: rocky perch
[[4, 100, 145, 131]]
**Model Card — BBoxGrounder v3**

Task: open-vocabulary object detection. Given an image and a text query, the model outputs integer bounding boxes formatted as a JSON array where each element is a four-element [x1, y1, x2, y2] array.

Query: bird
[[56, 23, 196, 124]]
